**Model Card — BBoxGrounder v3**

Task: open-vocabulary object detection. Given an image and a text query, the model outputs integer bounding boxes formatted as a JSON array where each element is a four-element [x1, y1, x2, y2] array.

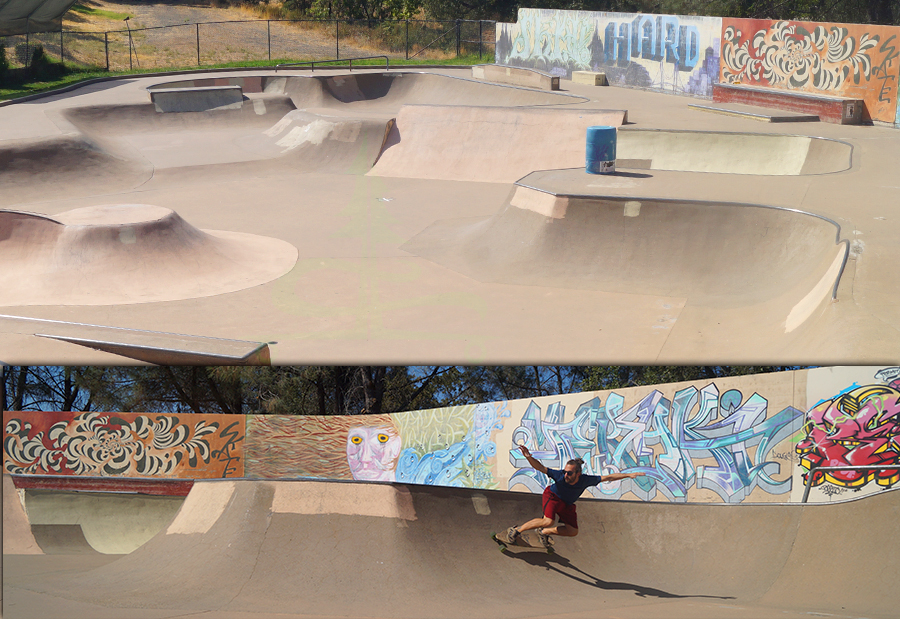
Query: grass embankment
[[69, 3, 133, 22], [0, 54, 487, 102]]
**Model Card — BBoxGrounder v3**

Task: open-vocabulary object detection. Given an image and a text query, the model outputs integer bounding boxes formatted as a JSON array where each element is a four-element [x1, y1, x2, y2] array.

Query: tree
[[579, 366, 805, 391], [1, 366, 112, 412], [3, 366, 807, 416]]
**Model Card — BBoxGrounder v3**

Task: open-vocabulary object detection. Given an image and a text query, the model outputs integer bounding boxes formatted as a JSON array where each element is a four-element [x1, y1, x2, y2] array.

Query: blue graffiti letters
[[509, 385, 803, 503], [605, 15, 700, 70]]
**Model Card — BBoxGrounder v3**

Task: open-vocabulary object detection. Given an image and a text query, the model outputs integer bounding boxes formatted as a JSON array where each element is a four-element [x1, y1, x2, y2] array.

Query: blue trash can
[[586, 126, 617, 174]]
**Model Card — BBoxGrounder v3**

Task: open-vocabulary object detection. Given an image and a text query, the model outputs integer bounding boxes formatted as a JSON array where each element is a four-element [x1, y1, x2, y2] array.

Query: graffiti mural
[[244, 414, 398, 480], [720, 19, 900, 123], [6, 367, 897, 505], [393, 403, 510, 489], [243, 407, 510, 488], [797, 367, 900, 491], [347, 424, 401, 482], [496, 9, 721, 97], [2, 411, 244, 478], [507, 384, 803, 503]]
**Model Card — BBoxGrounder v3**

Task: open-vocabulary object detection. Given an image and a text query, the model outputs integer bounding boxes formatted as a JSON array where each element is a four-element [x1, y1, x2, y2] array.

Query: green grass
[[69, 3, 133, 21], [0, 54, 490, 102]]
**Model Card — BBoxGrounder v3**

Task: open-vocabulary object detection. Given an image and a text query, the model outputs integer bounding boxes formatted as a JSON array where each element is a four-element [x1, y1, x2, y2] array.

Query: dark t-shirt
[[546, 468, 603, 505]]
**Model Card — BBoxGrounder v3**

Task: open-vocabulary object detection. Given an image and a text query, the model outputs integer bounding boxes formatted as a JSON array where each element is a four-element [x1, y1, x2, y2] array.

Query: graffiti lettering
[[820, 483, 848, 497], [872, 35, 899, 103], [496, 9, 719, 96], [509, 385, 803, 503], [507, 10, 594, 72], [211, 421, 243, 478], [605, 15, 700, 70], [797, 370, 900, 491]]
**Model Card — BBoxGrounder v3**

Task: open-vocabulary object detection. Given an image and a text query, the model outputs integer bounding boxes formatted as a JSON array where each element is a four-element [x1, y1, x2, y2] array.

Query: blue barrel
[[586, 126, 617, 174]]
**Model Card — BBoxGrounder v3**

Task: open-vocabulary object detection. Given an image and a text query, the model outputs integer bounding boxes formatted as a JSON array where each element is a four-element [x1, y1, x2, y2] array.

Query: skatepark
[[1, 62, 898, 364], [4, 366, 900, 618], [4, 476, 898, 619]]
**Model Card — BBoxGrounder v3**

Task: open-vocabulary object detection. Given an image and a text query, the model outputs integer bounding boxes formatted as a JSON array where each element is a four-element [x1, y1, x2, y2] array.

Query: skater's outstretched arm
[[600, 471, 646, 482], [517, 445, 547, 474]]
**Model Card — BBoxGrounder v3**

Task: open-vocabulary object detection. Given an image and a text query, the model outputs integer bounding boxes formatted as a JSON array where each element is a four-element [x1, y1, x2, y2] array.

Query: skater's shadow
[[499, 550, 734, 600]]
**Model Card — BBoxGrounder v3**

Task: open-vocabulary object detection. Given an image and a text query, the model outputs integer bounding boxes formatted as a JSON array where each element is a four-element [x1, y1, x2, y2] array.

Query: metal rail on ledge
[[801, 464, 897, 503], [275, 55, 390, 72]]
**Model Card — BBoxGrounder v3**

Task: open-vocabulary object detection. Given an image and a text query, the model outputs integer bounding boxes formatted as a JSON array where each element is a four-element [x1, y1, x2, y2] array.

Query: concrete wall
[[495, 8, 722, 97], [720, 18, 900, 124], [495, 9, 900, 125], [4, 366, 899, 504]]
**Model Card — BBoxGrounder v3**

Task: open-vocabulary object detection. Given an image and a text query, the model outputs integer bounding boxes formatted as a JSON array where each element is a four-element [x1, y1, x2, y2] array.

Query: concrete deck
[[1, 67, 898, 364], [4, 477, 898, 618]]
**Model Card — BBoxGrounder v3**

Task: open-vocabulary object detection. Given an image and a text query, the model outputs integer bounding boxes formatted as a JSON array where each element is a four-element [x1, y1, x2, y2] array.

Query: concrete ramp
[[24, 489, 184, 555], [236, 109, 392, 173], [61, 99, 389, 174], [0, 135, 152, 208], [13, 479, 898, 618], [401, 189, 847, 310], [281, 71, 587, 109], [0, 205, 298, 306], [617, 129, 852, 175], [369, 105, 628, 183], [152, 72, 587, 110], [3, 474, 42, 555], [30, 525, 101, 555]]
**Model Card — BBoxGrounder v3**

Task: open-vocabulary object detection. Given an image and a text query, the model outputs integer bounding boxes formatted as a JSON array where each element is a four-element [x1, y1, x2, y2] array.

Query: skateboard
[[491, 530, 554, 554]]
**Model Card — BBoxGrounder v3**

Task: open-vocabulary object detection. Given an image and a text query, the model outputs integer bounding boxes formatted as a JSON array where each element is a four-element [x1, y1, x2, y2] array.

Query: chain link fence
[[1, 19, 496, 72]]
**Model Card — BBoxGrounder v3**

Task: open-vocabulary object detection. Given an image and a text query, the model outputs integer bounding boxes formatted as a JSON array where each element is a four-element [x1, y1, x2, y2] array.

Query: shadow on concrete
[[500, 549, 736, 601], [607, 170, 653, 178]]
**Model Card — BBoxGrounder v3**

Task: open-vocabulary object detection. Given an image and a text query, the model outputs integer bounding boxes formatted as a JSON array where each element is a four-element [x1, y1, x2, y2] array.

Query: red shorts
[[542, 486, 578, 529]]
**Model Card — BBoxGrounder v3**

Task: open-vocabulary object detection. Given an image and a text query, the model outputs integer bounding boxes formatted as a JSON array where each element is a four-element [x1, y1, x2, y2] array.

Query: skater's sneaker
[[506, 527, 521, 544], [537, 530, 553, 549]]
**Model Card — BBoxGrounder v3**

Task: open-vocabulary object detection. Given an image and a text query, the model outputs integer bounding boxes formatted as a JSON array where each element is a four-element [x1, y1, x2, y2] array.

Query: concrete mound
[[0, 204, 298, 306], [22, 479, 900, 619], [402, 190, 846, 309]]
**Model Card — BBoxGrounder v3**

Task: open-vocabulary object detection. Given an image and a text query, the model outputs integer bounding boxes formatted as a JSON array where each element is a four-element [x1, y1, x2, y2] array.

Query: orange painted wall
[[720, 19, 900, 122], [2, 411, 244, 478]]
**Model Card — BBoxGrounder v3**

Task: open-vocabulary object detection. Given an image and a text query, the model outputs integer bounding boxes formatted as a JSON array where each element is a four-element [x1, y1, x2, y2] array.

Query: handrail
[[801, 464, 897, 503], [275, 55, 389, 72]]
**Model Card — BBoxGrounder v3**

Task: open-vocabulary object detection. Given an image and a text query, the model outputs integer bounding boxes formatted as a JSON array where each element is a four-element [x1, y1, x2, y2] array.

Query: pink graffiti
[[797, 382, 900, 488]]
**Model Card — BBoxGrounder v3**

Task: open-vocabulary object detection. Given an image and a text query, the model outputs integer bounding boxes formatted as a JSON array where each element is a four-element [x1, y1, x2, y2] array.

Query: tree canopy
[[1, 365, 804, 415], [258, 0, 898, 27]]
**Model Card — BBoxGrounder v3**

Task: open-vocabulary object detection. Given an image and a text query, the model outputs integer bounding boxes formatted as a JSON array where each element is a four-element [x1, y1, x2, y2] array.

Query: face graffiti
[[797, 384, 900, 488], [346, 426, 401, 482]]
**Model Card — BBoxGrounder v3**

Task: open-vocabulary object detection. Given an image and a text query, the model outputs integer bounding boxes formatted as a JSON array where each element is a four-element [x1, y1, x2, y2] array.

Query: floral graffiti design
[[720, 19, 900, 122], [3, 412, 243, 478], [797, 368, 900, 490], [722, 21, 878, 91]]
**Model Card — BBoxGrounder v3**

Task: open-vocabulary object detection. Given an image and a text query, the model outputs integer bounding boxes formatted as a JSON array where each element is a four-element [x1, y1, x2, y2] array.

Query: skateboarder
[[507, 445, 645, 548]]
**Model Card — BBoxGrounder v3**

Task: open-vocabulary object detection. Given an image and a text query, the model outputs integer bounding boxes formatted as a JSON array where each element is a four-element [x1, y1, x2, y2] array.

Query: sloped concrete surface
[[0, 68, 897, 364], [3, 478, 897, 618]]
